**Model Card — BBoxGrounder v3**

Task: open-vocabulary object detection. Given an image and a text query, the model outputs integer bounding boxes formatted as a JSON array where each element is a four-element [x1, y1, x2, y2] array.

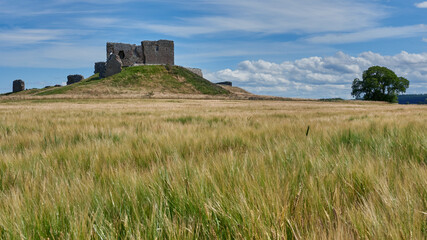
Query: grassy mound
[[15, 65, 230, 97]]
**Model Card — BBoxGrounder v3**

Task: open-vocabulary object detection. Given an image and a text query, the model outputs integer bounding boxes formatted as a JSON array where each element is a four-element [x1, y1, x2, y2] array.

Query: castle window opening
[[155, 45, 159, 52], [118, 51, 125, 59]]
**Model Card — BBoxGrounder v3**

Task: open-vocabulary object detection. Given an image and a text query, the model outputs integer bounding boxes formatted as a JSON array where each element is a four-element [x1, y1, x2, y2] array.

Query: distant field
[[0, 99, 425, 239], [398, 94, 427, 104]]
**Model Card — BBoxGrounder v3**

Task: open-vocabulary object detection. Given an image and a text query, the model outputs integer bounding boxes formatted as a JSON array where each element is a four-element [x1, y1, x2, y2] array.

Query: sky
[[1, 0, 427, 99]]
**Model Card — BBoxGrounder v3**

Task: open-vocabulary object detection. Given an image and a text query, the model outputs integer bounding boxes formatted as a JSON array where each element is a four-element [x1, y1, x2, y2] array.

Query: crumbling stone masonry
[[186, 68, 203, 78], [216, 81, 232, 86], [67, 75, 84, 85], [104, 54, 122, 78], [106, 43, 142, 67], [94, 62, 106, 74], [106, 40, 174, 67], [13, 79, 25, 92]]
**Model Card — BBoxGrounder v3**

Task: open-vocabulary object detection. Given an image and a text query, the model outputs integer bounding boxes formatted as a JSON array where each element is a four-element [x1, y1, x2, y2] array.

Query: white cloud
[[79, 17, 121, 26], [205, 51, 427, 99], [77, 0, 385, 37], [423, 38, 427, 42], [53, 0, 127, 3], [415, 2, 427, 8], [0, 29, 67, 45], [307, 25, 427, 44], [0, 43, 105, 68], [0, 0, 121, 17]]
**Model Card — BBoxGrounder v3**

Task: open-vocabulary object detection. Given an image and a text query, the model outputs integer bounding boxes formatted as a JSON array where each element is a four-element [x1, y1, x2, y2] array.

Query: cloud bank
[[75, 0, 384, 37], [0, 29, 68, 45], [306, 25, 427, 44], [206, 51, 427, 99], [415, 2, 427, 8]]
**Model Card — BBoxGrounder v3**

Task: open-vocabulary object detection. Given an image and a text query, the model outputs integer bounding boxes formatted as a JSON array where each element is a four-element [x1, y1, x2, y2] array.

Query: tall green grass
[[0, 99, 425, 239]]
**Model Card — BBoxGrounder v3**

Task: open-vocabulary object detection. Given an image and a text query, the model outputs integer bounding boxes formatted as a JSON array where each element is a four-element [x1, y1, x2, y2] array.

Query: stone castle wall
[[106, 40, 174, 67], [106, 42, 143, 67], [142, 40, 174, 65], [99, 40, 202, 79], [186, 68, 203, 77]]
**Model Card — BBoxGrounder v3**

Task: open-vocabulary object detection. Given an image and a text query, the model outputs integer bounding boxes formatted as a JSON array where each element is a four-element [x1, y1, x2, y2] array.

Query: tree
[[351, 66, 409, 103]]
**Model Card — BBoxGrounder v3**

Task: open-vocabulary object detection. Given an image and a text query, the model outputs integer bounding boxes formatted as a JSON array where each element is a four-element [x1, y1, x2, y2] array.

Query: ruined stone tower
[[106, 40, 174, 67], [141, 40, 174, 65], [13, 79, 25, 92]]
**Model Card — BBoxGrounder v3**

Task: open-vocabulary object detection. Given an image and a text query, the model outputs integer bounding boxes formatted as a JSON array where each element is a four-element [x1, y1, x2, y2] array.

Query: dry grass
[[1, 89, 297, 101], [0, 99, 425, 239]]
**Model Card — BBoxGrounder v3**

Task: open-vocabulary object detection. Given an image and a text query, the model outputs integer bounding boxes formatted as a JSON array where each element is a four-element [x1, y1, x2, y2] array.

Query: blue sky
[[1, 0, 427, 98]]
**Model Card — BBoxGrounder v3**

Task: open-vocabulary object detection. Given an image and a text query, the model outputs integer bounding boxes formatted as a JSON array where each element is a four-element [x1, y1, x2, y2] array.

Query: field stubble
[[0, 99, 425, 239]]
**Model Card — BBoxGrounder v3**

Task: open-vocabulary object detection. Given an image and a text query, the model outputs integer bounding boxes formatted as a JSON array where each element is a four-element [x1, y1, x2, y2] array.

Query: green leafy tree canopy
[[351, 66, 409, 103]]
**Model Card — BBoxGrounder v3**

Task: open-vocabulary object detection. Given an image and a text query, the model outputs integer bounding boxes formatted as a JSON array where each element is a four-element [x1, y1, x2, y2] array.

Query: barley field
[[0, 99, 425, 239]]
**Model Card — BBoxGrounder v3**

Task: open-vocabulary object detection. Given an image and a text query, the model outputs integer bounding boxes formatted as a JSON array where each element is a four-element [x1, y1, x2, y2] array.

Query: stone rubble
[[67, 75, 84, 85]]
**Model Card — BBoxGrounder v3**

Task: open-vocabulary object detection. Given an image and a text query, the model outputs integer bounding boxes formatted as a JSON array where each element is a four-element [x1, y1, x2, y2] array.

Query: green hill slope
[[12, 65, 230, 97]]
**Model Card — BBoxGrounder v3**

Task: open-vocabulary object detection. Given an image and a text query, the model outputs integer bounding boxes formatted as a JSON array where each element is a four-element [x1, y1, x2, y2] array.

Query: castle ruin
[[95, 40, 203, 78], [106, 40, 174, 67], [9, 40, 205, 92]]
